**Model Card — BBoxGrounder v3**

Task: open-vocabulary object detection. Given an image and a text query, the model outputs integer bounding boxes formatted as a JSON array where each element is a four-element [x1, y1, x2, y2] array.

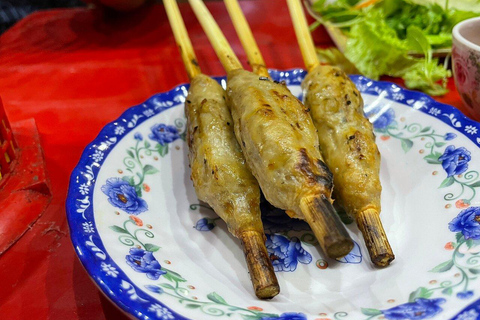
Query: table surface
[[0, 1, 478, 319]]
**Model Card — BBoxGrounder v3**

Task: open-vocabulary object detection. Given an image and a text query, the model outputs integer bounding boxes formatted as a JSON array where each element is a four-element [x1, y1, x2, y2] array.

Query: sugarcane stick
[[189, 0, 354, 259], [286, 0, 319, 72], [164, 0, 279, 299], [164, 0, 201, 79], [224, 0, 269, 78], [287, 0, 394, 267], [187, 0, 243, 72]]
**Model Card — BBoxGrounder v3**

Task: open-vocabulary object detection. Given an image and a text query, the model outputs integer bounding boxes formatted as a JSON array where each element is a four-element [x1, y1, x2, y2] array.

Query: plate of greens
[[306, 0, 480, 95]]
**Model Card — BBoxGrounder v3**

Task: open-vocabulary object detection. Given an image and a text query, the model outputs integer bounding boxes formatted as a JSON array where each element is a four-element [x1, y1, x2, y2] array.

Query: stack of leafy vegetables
[[311, 0, 479, 95]]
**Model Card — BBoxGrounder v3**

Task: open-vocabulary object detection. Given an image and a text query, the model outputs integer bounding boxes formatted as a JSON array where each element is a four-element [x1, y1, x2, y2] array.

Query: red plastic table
[[0, 1, 477, 319]]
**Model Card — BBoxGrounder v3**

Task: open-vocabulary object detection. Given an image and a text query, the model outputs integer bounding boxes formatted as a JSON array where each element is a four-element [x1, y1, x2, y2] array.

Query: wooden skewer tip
[[300, 195, 354, 259], [356, 208, 395, 267], [239, 231, 280, 299]]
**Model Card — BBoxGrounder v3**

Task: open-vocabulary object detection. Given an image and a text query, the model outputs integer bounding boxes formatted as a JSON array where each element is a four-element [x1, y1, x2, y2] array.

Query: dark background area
[[0, 0, 85, 33]]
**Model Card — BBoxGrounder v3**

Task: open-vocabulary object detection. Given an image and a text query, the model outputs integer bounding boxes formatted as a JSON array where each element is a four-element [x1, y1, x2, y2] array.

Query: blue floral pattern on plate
[[449, 207, 480, 240], [265, 234, 312, 272], [261, 312, 307, 320], [438, 146, 472, 177], [126, 248, 166, 280], [336, 241, 362, 264], [365, 104, 397, 130], [101, 178, 148, 214], [381, 298, 446, 320], [149, 123, 179, 145]]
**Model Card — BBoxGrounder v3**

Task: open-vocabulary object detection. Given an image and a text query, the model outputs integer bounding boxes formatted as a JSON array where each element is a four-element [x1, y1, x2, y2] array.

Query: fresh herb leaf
[[403, 60, 450, 95], [406, 26, 431, 60]]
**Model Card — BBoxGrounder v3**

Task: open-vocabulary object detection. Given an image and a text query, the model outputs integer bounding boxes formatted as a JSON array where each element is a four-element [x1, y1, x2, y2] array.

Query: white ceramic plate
[[67, 69, 480, 320]]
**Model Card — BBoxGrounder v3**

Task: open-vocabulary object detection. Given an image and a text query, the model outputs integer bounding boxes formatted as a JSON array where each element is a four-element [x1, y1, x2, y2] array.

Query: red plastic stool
[[0, 97, 52, 255], [0, 98, 16, 178]]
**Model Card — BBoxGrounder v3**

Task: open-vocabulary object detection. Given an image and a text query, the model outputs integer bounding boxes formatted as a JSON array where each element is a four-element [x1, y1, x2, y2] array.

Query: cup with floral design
[[452, 17, 480, 116]]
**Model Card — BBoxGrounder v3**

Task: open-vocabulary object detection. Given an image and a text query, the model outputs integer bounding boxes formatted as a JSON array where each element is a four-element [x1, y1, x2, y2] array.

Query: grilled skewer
[[164, 0, 279, 299], [287, 0, 394, 267], [189, 0, 354, 259]]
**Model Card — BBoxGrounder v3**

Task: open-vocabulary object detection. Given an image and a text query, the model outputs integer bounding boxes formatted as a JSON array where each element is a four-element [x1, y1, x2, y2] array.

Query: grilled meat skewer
[[164, 0, 279, 299], [287, 0, 394, 267], [189, 0, 354, 259], [302, 66, 393, 266]]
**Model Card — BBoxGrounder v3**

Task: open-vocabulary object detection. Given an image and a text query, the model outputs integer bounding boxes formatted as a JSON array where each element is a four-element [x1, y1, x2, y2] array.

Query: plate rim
[[66, 68, 480, 320]]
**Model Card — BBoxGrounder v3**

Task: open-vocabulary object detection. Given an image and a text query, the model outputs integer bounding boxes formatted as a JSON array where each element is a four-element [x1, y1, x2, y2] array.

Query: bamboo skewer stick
[[188, 0, 242, 73], [287, 0, 394, 267], [164, 0, 201, 80], [164, 0, 279, 299], [299, 196, 355, 258], [189, 0, 354, 259], [286, 0, 320, 72], [223, 0, 270, 78]]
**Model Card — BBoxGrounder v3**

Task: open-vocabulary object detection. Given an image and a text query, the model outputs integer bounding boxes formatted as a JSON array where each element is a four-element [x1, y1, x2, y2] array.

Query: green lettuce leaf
[[403, 61, 450, 95], [344, 11, 449, 94], [447, 9, 479, 29], [312, 0, 478, 95], [425, 33, 452, 48], [344, 10, 414, 79]]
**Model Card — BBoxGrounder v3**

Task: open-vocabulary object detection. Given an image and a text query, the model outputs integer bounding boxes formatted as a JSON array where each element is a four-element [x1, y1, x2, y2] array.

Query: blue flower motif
[[145, 285, 164, 294], [261, 312, 307, 320], [438, 146, 471, 177], [336, 241, 362, 264], [125, 248, 166, 280], [134, 132, 143, 141], [149, 123, 179, 145], [381, 298, 446, 320], [195, 218, 216, 231], [456, 290, 474, 299], [365, 105, 396, 130], [444, 133, 457, 141], [101, 178, 148, 214], [265, 234, 312, 272], [449, 207, 480, 240]]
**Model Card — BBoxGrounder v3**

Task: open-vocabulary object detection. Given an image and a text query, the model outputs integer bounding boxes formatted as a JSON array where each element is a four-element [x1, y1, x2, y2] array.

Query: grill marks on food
[[296, 148, 333, 189], [260, 103, 274, 117], [271, 89, 289, 101], [347, 131, 367, 161]]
